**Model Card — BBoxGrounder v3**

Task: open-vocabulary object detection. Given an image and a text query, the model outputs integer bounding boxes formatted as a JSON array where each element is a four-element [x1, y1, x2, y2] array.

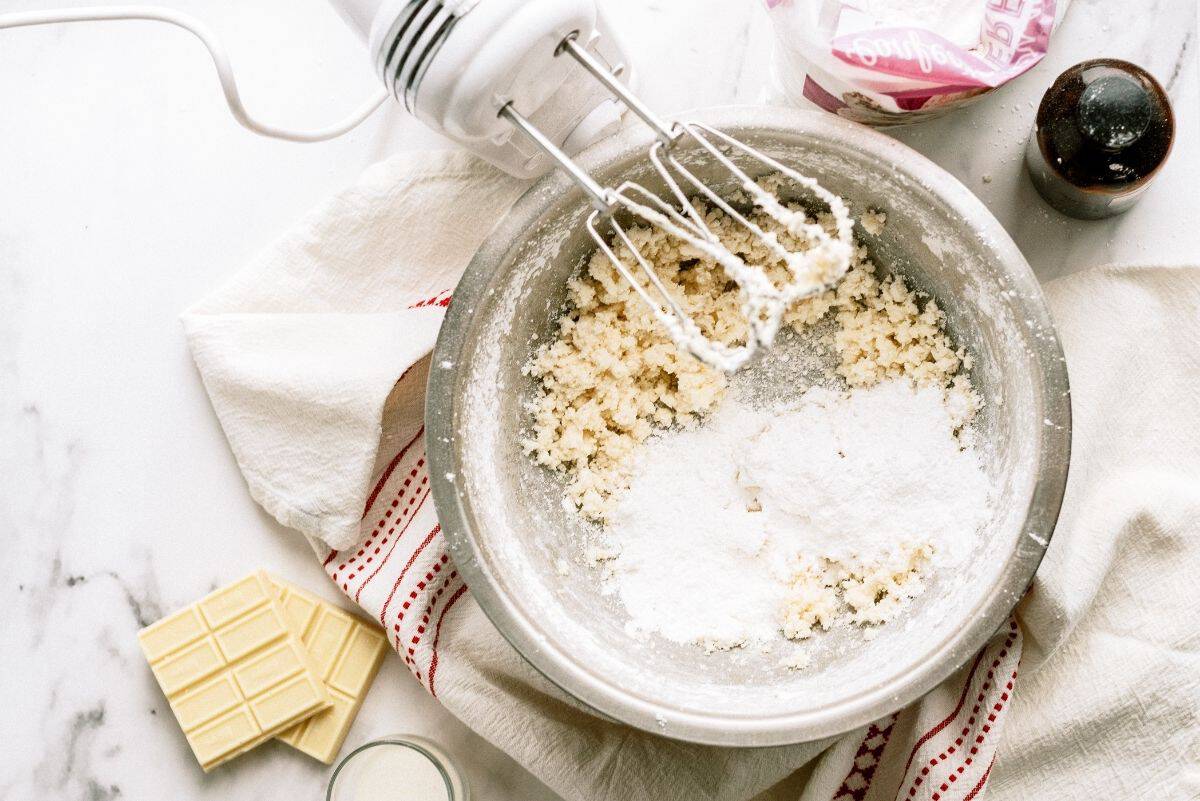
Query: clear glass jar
[[327, 735, 469, 801]]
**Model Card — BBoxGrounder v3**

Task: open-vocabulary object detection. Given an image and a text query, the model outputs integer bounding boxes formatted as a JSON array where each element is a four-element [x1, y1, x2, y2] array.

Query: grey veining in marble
[[0, 0, 1195, 799]]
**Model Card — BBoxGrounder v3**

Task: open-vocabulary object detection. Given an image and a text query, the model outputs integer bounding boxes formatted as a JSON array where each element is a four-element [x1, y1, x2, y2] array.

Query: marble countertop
[[1, 0, 1195, 798]]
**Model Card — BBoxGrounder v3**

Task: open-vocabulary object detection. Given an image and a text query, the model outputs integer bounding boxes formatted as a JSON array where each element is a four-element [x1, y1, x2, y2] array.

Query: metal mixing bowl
[[426, 107, 1070, 746]]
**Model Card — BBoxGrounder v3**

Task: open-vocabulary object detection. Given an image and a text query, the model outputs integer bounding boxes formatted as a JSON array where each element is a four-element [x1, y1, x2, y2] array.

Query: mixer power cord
[[0, 5, 386, 142]]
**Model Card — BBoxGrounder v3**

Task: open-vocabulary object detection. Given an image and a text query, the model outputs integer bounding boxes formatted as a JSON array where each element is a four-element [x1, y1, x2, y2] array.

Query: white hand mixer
[[1, 0, 852, 370]]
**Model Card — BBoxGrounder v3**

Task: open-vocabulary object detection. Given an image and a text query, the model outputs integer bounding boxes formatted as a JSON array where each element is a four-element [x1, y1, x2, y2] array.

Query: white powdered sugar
[[595, 378, 992, 650]]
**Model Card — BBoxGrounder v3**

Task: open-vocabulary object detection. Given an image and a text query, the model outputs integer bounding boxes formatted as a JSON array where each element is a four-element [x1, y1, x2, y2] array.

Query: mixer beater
[[0, 0, 854, 370], [501, 33, 855, 371]]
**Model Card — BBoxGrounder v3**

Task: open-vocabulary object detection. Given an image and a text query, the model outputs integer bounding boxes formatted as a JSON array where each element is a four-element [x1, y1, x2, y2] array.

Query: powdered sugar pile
[[594, 378, 992, 650]]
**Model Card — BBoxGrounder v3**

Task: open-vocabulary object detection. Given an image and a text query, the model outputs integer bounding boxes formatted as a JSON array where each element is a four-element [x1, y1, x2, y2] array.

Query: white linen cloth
[[183, 150, 1200, 801]]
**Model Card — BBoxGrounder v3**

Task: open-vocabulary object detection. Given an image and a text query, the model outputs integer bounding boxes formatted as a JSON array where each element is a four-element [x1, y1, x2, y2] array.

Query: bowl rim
[[426, 105, 1072, 746]]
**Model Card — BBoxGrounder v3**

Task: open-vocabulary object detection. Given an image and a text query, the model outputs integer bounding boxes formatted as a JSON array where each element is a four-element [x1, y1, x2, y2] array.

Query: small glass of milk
[[327, 736, 469, 801]]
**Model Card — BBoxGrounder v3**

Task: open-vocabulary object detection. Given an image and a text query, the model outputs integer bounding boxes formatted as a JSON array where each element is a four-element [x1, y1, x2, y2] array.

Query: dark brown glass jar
[[1025, 59, 1174, 219]]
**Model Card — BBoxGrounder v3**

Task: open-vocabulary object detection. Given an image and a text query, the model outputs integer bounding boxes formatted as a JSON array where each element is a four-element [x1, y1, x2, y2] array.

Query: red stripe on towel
[[354, 484, 430, 603], [378, 523, 442, 625], [929, 657, 1018, 800], [428, 583, 468, 697], [961, 757, 994, 801], [338, 460, 427, 582], [362, 425, 424, 517], [899, 649, 987, 776], [403, 567, 458, 676], [898, 620, 1019, 801], [408, 289, 453, 309]]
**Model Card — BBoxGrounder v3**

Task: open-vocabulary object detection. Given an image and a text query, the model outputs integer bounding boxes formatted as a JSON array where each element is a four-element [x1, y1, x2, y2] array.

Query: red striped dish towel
[[183, 149, 1200, 801]]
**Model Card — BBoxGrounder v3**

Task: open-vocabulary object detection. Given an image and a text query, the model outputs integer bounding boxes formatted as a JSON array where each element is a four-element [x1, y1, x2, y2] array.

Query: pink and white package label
[[764, 0, 1071, 124]]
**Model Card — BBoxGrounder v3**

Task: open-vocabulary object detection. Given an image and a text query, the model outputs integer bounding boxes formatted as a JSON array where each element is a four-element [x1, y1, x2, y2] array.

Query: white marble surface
[[0, 0, 1195, 798]]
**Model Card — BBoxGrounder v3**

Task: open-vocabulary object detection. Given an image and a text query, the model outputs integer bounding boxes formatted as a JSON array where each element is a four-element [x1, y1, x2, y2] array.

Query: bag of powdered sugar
[[763, 0, 1071, 124]]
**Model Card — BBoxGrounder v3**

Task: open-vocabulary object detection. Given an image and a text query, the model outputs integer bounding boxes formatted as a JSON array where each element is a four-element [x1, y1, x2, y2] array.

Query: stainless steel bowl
[[426, 107, 1070, 746]]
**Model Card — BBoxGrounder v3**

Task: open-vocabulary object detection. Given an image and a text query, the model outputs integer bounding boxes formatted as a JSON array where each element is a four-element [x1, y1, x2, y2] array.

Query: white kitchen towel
[[183, 150, 1200, 801], [184, 152, 525, 550], [796, 266, 1200, 800]]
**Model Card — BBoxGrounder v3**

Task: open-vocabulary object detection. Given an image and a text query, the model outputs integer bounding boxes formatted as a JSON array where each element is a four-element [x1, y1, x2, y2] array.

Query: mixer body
[[338, 0, 634, 177]]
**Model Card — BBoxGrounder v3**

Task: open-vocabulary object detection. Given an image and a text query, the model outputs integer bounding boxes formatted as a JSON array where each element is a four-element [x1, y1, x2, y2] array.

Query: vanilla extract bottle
[[1025, 59, 1174, 219]]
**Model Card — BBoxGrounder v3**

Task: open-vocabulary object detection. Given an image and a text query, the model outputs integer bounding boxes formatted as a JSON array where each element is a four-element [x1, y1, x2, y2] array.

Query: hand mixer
[[1, 0, 853, 370]]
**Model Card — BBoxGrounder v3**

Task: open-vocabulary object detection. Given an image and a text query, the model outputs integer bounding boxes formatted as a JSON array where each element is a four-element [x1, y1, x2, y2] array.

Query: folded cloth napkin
[[183, 150, 1200, 801]]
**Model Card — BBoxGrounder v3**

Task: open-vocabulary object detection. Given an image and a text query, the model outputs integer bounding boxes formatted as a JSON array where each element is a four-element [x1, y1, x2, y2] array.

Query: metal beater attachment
[[501, 34, 854, 372]]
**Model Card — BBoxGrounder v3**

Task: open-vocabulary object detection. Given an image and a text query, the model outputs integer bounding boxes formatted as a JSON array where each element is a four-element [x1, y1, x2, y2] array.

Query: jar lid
[[1078, 73, 1154, 151]]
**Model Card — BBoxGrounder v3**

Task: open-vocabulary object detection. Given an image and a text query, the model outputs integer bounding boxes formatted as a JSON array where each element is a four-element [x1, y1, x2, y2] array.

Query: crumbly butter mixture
[[780, 537, 934, 640], [522, 201, 987, 646], [523, 205, 978, 520]]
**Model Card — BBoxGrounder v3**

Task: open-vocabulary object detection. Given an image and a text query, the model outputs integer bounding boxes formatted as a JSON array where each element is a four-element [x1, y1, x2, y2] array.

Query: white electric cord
[[0, 5, 387, 142]]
